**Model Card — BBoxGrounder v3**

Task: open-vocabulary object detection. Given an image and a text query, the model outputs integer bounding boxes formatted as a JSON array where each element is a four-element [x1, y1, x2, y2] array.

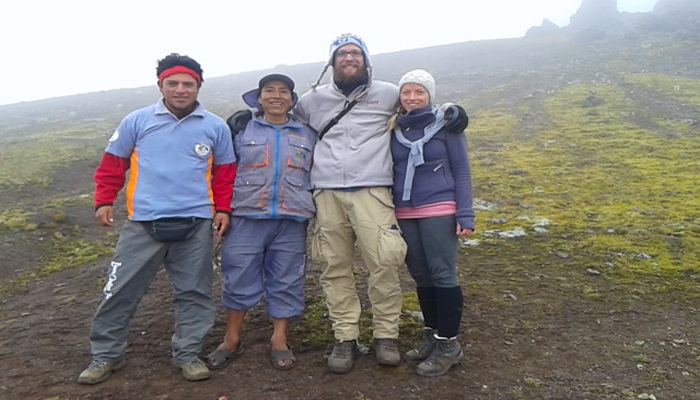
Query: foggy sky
[[0, 0, 657, 106]]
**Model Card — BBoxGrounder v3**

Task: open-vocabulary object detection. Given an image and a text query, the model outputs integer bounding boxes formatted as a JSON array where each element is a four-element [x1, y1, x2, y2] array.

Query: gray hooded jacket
[[294, 80, 398, 189]]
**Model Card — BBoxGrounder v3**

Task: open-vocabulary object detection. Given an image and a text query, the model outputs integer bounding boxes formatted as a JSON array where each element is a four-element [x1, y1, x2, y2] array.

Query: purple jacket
[[390, 106, 475, 230]]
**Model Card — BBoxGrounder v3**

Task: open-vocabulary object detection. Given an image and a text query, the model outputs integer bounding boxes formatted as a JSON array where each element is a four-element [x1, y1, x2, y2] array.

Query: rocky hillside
[[1, 0, 699, 285], [527, 0, 700, 40]]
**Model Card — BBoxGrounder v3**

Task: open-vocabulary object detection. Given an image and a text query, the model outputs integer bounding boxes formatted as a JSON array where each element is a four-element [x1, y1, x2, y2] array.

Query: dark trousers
[[399, 215, 463, 338]]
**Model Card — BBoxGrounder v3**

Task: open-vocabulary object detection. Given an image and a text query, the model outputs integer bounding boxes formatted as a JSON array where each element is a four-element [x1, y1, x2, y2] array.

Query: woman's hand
[[456, 223, 473, 237]]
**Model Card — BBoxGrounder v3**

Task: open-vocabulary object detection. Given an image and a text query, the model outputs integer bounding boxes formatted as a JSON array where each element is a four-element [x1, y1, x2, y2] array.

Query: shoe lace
[[184, 358, 206, 367], [334, 342, 354, 358], [88, 360, 108, 370], [379, 339, 399, 352]]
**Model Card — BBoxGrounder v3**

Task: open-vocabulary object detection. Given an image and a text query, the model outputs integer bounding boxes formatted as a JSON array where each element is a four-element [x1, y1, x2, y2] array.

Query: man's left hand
[[213, 212, 230, 237], [444, 104, 469, 133]]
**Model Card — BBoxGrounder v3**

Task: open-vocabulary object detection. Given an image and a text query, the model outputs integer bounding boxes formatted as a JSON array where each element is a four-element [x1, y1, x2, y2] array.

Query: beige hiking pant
[[311, 187, 406, 341]]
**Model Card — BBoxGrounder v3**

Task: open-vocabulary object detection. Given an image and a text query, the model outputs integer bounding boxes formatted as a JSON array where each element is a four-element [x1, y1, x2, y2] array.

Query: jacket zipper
[[272, 129, 281, 219]]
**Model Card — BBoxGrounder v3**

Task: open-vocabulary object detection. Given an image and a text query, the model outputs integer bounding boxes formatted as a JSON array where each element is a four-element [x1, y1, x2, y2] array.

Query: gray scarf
[[393, 106, 446, 201]]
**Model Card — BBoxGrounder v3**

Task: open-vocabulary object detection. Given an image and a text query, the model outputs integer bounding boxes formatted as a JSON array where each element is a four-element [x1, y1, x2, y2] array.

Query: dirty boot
[[328, 340, 357, 374], [415, 336, 464, 377], [78, 359, 126, 385], [404, 327, 436, 365], [173, 358, 211, 381], [374, 338, 400, 366]]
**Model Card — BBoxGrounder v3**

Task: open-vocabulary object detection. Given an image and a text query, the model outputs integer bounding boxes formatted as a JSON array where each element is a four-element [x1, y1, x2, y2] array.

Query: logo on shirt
[[195, 143, 211, 157], [294, 149, 308, 163], [366, 100, 380, 107], [109, 129, 120, 142]]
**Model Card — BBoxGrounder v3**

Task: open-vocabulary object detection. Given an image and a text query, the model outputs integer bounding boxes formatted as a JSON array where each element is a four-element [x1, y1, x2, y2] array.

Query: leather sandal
[[204, 342, 244, 370]]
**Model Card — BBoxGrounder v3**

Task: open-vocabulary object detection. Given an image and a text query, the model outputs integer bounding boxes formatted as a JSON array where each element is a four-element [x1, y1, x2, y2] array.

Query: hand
[[226, 109, 253, 137], [444, 104, 469, 133], [456, 223, 473, 237], [213, 212, 230, 237], [95, 205, 114, 227]]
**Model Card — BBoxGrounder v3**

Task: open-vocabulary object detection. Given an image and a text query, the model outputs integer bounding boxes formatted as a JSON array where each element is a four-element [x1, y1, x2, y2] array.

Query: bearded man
[[294, 34, 467, 374]]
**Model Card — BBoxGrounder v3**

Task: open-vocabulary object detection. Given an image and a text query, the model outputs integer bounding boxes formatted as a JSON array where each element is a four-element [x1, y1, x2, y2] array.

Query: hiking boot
[[77, 359, 126, 385], [415, 336, 464, 377], [374, 338, 400, 366], [174, 358, 211, 381], [328, 340, 357, 374], [404, 328, 436, 365]]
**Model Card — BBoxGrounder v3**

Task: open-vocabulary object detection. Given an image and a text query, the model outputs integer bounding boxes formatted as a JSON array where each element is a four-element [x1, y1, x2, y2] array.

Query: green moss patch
[[0, 210, 37, 231], [463, 82, 699, 300], [0, 129, 103, 191], [625, 73, 700, 108], [0, 238, 113, 299]]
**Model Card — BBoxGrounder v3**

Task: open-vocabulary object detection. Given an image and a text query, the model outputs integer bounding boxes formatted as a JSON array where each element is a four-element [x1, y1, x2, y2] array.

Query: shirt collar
[[155, 99, 205, 119]]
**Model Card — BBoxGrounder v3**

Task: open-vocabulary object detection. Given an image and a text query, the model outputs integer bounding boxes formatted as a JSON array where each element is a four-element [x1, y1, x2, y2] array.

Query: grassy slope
[[461, 37, 700, 313], [0, 34, 698, 309]]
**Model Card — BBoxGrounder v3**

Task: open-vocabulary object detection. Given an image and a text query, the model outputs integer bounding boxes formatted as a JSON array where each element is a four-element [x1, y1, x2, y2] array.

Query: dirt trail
[[1, 241, 699, 400]]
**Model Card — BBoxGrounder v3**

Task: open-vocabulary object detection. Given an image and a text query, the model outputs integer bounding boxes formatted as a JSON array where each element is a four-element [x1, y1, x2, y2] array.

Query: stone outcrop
[[525, 19, 562, 38], [569, 0, 620, 31], [523, 0, 700, 42], [636, 0, 700, 38], [524, 0, 622, 41]]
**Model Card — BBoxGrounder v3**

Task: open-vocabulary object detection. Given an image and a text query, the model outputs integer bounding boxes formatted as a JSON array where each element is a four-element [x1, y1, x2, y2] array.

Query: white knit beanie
[[399, 69, 436, 103]]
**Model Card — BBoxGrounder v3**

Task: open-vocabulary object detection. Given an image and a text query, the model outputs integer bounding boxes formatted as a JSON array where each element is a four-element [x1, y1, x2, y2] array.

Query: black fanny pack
[[141, 217, 206, 243]]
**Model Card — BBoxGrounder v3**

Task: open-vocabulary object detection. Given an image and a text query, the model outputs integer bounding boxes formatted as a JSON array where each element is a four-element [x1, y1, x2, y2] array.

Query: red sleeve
[[94, 152, 130, 210], [211, 163, 237, 213]]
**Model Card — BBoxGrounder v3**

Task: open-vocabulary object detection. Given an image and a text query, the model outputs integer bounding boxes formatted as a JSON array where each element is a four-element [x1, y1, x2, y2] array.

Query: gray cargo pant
[[88, 219, 215, 364]]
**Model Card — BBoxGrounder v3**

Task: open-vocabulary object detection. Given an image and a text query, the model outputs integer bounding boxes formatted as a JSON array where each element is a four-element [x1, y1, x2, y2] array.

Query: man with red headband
[[78, 53, 237, 384]]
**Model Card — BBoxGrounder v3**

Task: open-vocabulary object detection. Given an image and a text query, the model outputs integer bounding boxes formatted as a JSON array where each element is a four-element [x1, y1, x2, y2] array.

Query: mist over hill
[[1, 0, 698, 137]]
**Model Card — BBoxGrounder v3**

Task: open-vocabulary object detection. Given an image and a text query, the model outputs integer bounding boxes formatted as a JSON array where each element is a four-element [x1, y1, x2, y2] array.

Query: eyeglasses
[[336, 50, 363, 59]]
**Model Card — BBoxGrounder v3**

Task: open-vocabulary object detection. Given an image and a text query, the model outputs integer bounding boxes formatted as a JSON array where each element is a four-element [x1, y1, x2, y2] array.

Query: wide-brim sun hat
[[242, 73, 298, 109]]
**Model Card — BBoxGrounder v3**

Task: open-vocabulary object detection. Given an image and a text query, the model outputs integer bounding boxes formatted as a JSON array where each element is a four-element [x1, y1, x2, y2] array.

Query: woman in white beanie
[[389, 69, 475, 377]]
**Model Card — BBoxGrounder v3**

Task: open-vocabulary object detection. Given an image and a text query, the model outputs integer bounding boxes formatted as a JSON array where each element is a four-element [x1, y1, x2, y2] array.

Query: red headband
[[158, 66, 201, 84]]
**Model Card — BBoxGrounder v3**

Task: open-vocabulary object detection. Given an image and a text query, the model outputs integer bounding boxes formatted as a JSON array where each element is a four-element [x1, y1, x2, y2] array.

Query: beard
[[333, 66, 367, 87]]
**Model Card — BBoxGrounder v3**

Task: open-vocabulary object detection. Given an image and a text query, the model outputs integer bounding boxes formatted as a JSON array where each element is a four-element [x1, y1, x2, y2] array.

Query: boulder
[[569, 0, 620, 30], [636, 0, 700, 37], [525, 18, 562, 38]]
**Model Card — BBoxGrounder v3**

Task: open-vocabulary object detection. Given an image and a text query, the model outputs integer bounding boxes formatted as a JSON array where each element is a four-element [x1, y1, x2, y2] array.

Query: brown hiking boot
[[77, 359, 126, 385], [415, 337, 464, 377], [328, 340, 357, 374], [404, 328, 436, 365], [374, 338, 400, 366]]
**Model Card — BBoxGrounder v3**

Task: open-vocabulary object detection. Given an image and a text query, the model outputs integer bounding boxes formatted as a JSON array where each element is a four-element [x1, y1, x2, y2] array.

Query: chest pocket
[[238, 137, 269, 168], [287, 136, 312, 171]]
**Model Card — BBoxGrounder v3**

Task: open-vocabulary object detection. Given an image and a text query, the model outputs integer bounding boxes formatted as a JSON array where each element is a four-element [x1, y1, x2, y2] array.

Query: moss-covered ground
[[465, 80, 699, 299]]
